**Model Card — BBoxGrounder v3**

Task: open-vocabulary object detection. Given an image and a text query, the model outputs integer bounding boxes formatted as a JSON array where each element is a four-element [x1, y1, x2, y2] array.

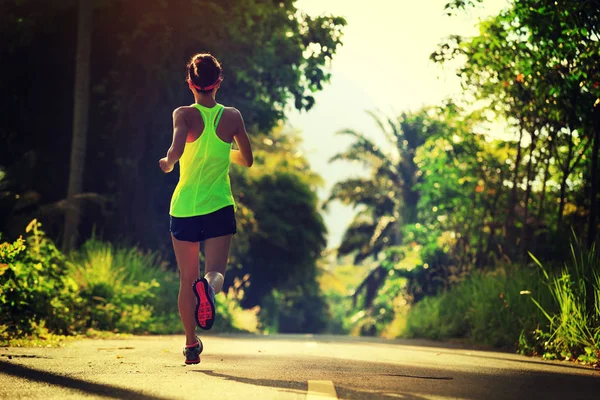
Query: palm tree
[[62, 0, 92, 251], [325, 109, 437, 311], [326, 110, 434, 262]]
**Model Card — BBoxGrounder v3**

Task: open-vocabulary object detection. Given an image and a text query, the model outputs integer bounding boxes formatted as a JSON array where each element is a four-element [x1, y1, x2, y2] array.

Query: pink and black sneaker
[[192, 277, 216, 330], [183, 338, 203, 364]]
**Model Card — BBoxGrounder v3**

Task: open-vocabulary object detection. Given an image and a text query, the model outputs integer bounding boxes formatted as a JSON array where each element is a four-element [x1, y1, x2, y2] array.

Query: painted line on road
[[307, 380, 338, 399]]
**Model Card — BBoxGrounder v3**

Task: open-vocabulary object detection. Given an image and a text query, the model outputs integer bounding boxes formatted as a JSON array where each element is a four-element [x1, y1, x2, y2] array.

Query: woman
[[159, 53, 253, 364]]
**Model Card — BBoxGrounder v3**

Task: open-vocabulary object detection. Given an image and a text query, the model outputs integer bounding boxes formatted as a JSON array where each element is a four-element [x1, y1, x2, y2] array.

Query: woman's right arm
[[230, 109, 253, 167]]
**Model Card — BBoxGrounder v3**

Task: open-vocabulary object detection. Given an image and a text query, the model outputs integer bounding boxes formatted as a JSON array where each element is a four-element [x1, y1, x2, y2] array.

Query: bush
[[0, 220, 82, 338], [403, 263, 553, 348], [71, 239, 172, 333], [259, 282, 329, 334], [1, 222, 255, 344], [349, 274, 408, 337]]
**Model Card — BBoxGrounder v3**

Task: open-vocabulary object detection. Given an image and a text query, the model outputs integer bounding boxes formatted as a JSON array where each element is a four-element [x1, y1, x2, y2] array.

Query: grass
[[72, 239, 259, 335], [403, 263, 553, 349], [525, 237, 600, 365]]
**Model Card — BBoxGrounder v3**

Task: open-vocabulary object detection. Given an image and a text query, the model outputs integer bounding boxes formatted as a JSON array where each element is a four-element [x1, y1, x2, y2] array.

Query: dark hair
[[186, 53, 223, 92]]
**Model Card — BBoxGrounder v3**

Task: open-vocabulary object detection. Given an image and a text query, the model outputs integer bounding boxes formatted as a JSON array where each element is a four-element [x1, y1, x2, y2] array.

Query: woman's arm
[[159, 108, 188, 173], [230, 109, 253, 167]]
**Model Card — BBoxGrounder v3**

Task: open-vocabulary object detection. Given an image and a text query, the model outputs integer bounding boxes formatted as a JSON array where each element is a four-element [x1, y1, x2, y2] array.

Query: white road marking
[[307, 380, 338, 399]]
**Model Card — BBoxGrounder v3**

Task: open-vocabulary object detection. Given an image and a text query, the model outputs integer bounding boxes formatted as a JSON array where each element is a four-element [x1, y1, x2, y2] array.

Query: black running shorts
[[170, 205, 237, 242]]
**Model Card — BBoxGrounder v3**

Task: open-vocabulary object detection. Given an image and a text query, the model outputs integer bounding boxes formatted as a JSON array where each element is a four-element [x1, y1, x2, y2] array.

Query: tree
[[433, 1, 599, 254], [326, 109, 437, 263], [62, 0, 92, 251], [440, 0, 600, 250], [0, 1, 346, 251], [327, 108, 457, 311]]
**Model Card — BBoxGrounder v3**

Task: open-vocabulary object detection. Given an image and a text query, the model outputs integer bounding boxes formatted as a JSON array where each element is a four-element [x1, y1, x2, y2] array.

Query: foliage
[[1, 1, 339, 334], [330, 0, 600, 347], [0, 222, 256, 344], [433, 0, 600, 249], [0, 0, 346, 251], [317, 263, 366, 334], [234, 164, 327, 309], [259, 283, 329, 334], [404, 263, 553, 348], [71, 239, 168, 333], [0, 220, 82, 337], [326, 110, 437, 263], [522, 237, 600, 366]]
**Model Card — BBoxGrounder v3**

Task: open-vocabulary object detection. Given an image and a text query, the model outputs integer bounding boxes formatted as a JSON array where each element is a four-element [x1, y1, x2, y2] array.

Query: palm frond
[[338, 215, 377, 258], [366, 110, 400, 148], [369, 216, 396, 247], [331, 129, 398, 172], [325, 178, 384, 209]]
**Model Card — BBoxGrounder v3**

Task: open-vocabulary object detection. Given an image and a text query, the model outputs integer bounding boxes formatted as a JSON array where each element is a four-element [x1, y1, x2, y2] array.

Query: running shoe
[[192, 277, 216, 330], [183, 338, 203, 364]]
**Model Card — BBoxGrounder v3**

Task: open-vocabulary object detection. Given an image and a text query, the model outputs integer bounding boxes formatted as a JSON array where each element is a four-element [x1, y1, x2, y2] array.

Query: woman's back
[[169, 103, 239, 218]]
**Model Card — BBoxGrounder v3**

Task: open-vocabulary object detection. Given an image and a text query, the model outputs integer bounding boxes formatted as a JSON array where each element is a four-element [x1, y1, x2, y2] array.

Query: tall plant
[[528, 236, 600, 363]]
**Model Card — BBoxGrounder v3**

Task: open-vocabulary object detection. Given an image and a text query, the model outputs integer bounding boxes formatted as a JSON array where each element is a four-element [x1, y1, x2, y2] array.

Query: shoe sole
[[185, 358, 200, 364], [192, 278, 215, 330]]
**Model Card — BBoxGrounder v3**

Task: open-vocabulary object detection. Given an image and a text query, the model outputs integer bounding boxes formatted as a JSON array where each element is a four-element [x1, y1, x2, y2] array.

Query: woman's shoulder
[[172, 105, 198, 115], [221, 106, 243, 120]]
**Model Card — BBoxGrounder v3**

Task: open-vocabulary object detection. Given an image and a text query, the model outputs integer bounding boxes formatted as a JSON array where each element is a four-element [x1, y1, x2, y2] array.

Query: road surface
[[1, 334, 598, 399]]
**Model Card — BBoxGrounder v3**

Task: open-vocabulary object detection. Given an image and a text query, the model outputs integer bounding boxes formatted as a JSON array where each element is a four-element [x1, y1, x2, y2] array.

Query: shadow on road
[[193, 368, 438, 400], [401, 346, 597, 372], [194, 353, 599, 400], [219, 334, 596, 372], [194, 369, 306, 396], [0, 360, 171, 400]]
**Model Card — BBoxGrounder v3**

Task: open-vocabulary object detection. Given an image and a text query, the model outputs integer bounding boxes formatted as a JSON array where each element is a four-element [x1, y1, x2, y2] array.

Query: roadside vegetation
[[0, 220, 257, 346], [321, 0, 600, 367], [1, 0, 598, 368], [1, 1, 345, 345]]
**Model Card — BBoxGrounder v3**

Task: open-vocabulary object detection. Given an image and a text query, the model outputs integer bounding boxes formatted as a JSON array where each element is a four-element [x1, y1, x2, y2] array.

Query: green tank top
[[169, 103, 236, 217]]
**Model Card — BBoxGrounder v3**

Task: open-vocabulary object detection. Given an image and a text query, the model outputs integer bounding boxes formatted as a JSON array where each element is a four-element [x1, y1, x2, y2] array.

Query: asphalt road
[[0, 334, 598, 400]]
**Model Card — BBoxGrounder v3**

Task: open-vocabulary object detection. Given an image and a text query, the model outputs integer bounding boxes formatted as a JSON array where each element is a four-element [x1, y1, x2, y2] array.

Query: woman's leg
[[203, 234, 233, 293], [171, 234, 200, 345]]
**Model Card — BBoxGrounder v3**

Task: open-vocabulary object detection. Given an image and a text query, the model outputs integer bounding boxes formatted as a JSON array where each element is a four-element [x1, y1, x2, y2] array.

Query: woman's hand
[[159, 157, 174, 173]]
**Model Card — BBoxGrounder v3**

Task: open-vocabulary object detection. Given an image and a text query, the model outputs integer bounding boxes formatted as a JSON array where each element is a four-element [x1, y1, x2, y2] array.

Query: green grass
[[403, 263, 553, 349], [401, 237, 600, 367], [525, 237, 600, 365], [1, 223, 257, 346], [72, 239, 257, 335]]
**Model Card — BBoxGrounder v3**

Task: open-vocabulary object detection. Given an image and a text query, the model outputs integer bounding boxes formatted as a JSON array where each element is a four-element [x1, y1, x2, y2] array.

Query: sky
[[286, 0, 509, 249]]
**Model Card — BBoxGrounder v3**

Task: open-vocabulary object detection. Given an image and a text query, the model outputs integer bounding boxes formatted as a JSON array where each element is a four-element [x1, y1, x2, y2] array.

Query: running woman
[[159, 53, 253, 365]]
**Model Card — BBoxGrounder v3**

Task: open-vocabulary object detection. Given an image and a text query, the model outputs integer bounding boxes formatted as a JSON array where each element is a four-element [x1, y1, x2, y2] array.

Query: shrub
[[71, 240, 167, 333], [259, 282, 329, 334], [0, 220, 82, 339], [403, 263, 553, 348], [1, 223, 255, 344]]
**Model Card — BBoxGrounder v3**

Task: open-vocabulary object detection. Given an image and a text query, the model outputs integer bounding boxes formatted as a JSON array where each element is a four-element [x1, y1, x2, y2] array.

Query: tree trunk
[[519, 132, 538, 257], [557, 127, 574, 232], [505, 122, 524, 237], [536, 140, 552, 223], [483, 167, 505, 266], [531, 139, 551, 255], [588, 104, 600, 249], [62, 0, 92, 251]]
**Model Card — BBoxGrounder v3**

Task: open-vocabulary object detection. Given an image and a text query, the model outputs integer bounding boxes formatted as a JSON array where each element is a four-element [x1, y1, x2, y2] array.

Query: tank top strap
[[192, 103, 224, 132], [213, 105, 225, 129]]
